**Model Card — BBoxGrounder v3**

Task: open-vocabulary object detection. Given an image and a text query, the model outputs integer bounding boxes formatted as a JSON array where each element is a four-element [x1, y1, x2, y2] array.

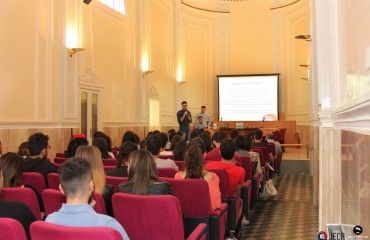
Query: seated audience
[[75, 146, 114, 217], [175, 138, 221, 210], [121, 130, 137, 145], [170, 135, 182, 151], [230, 129, 239, 140], [166, 129, 177, 149], [93, 137, 111, 159], [146, 135, 178, 170], [18, 141, 30, 159], [64, 137, 88, 158], [252, 130, 274, 168], [205, 131, 240, 162], [93, 132, 115, 159], [266, 133, 283, 155], [244, 136, 262, 174], [172, 141, 187, 161], [0, 169, 36, 240], [24, 132, 57, 183], [0, 152, 44, 212], [190, 129, 201, 139], [158, 132, 172, 156], [118, 149, 173, 195], [106, 142, 138, 177], [199, 131, 213, 153], [45, 157, 129, 240]]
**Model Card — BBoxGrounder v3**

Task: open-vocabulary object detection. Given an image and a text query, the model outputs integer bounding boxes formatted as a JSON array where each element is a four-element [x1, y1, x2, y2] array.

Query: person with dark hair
[[118, 149, 172, 195], [0, 169, 36, 240], [190, 129, 201, 139], [244, 136, 262, 174], [199, 132, 213, 153], [64, 137, 89, 158], [167, 129, 176, 135], [166, 132, 176, 149], [234, 135, 249, 157], [145, 135, 178, 170], [176, 101, 192, 141], [170, 135, 182, 151], [205, 131, 241, 162], [252, 129, 274, 170], [121, 130, 137, 145], [24, 132, 57, 183], [230, 129, 239, 140], [195, 106, 211, 127], [195, 116, 207, 130], [18, 141, 30, 159], [157, 132, 171, 156], [106, 141, 138, 177], [206, 139, 245, 196], [92, 137, 111, 159], [175, 142, 221, 210], [172, 141, 187, 161], [45, 157, 129, 240]]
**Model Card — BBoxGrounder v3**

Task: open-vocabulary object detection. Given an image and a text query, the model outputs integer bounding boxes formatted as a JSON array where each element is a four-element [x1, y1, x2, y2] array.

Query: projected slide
[[218, 74, 279, 121]]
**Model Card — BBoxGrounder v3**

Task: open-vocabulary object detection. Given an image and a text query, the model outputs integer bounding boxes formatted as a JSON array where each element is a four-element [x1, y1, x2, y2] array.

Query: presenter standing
[[177, 101, 192, 141]]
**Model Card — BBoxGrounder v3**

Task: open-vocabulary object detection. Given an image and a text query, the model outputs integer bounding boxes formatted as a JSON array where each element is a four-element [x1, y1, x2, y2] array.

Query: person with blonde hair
[[118, 149, 172, 195], [75, 145, 114, 216]]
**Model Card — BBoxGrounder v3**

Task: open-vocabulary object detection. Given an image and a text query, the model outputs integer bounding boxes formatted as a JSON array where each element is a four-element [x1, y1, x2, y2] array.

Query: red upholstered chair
[[239, 157, 253, 213], [207, 169, 242, 237], [105, 176, 128, 192], [111, 148, 119, 158], [158, 154, 174, 159], [162, 178, 227, 240], [103, 158, 117, 166], [21, 172, 47, 194], [103, 165, 116, 173], [54, 163, 62, 169], [112, 193, 207, 240], [42, 189, 106, 216], [30, 221, 123, 240], [0, 218, 27, 240], [279, 128, 286, 151], [47, 173, 60, 190], [157, 168, 178, 178], [174, 160, 185, 171], [0, 188, 41, 220], [55, 153, 65, 158], [252, 148, 265, 167], [54, 157, 68, 164]]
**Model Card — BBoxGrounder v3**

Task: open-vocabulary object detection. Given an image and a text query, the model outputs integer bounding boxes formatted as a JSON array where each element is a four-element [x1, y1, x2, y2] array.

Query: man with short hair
[[176, 101, 192, 141], [205, 131, 240, 162], [45, 157, 129, 240], [195, 116, 207, 130], [24, 132, 57, 183], [196, 106, 211, 127], [145, 135, 178, 170]]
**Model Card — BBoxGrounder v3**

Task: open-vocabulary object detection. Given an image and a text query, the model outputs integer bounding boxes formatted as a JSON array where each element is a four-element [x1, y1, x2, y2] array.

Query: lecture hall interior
[[0, 0, 369, 239]]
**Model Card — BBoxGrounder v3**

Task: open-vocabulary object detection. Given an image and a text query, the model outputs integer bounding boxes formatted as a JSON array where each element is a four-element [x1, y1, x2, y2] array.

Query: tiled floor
[[239, 174, 318, 240]]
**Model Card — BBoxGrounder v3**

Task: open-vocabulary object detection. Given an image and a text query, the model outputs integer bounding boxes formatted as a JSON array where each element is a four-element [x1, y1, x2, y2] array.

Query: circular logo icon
[[353, 225, 363, 235], [317, 231, 328, 240]]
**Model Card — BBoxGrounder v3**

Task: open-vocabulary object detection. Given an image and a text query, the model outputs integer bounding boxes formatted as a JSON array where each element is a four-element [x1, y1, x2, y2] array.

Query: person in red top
[[205, 131, 241, 162], [205, 138, 245, 196]]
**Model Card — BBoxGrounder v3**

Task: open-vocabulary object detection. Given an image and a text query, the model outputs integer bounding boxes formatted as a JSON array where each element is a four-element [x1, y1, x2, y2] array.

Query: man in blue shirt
[[45, 157, 129, 240], [176, 101, 192, 141]]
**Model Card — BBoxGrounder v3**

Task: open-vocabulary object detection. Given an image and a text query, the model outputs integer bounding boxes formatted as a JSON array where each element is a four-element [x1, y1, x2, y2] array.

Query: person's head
[[230, 129, 239, 140], [122, 131, 137, 145], [93, 131, 105, 140], [65, 138, 89, 158], [92, 137, 110, 159], [184, 144, 204, 179], [173, 141, 187, 161], [168, 129, 176, 135], [234, 135, 247, 151], [134, 134, 140, 145], [101, 134, 113, 152], [157, 132, 168, 149], [220, 139, 236, 161], [189, 137, 206, 155], [58, 157, 93, 202], [28, 132, 50, 158], [75, 146, 105, 194], [266, 133, 274, 140], [181, 101, 188, 110], [117, 141, 138, 167], [0, 153, 25, 188], [198, 116, 204, 124], [18, 141, 30, 158], [126, 149, 159, 195], [168, 132, 176, 143], [190, 129, 200, 140], [145, 135, 162, 156], [199, 132, 213, 153], [254, 129, 263, 140], [170, 135, 182, 151], [212, 131, 227, 147], [201, 106, 206, 113]]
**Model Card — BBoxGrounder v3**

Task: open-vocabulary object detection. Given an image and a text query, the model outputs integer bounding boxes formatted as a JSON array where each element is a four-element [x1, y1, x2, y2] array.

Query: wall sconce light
[[142, 70, 154, 78], [299, 64, 310, 68], [177, 81, 187, 86], [294, 35, 311, 41], [68, 48, 85, 57]]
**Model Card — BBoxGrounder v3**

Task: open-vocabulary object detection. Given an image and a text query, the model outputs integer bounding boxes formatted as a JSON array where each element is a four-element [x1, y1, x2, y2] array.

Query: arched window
[[99, 0, 126, 15]]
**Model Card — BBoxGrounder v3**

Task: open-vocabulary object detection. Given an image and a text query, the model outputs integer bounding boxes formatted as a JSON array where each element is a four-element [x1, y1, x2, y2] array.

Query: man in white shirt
[[195, 116, 208, 129], [195, 106, 211, 127]]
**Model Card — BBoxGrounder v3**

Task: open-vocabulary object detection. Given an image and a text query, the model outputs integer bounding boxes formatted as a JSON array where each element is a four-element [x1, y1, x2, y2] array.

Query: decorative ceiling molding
[[181, 0, 230, 13], [270, 0, 301, 10]]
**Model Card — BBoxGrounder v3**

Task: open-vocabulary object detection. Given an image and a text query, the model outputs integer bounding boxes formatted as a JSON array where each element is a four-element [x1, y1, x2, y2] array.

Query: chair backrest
[[251, 147, 265, 166], [30, 221, 123, 240], [105, 176, 128, 192], [162, 178, 212, 216], [103, 158, 117, 166], [103, 165, 116, 173], [268, 142, 275, 157], [173, 160, 184, 171], [21, 172, 47, 194], [47, 173, 60, 190], [157, 168, 177, 178], [111, 148, 119, 158], [54, 157, 68, 164], [112, 193, 184, 240], [158, 154, 174, 159], [279, 128, 286, 142], [207, 168, 230, 200], [55, 153, 65, 158], [42, 189, 106, 216], [0, 218, 27, 240], [0, 188, 41, 220], [239, 156, 252, 180]]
